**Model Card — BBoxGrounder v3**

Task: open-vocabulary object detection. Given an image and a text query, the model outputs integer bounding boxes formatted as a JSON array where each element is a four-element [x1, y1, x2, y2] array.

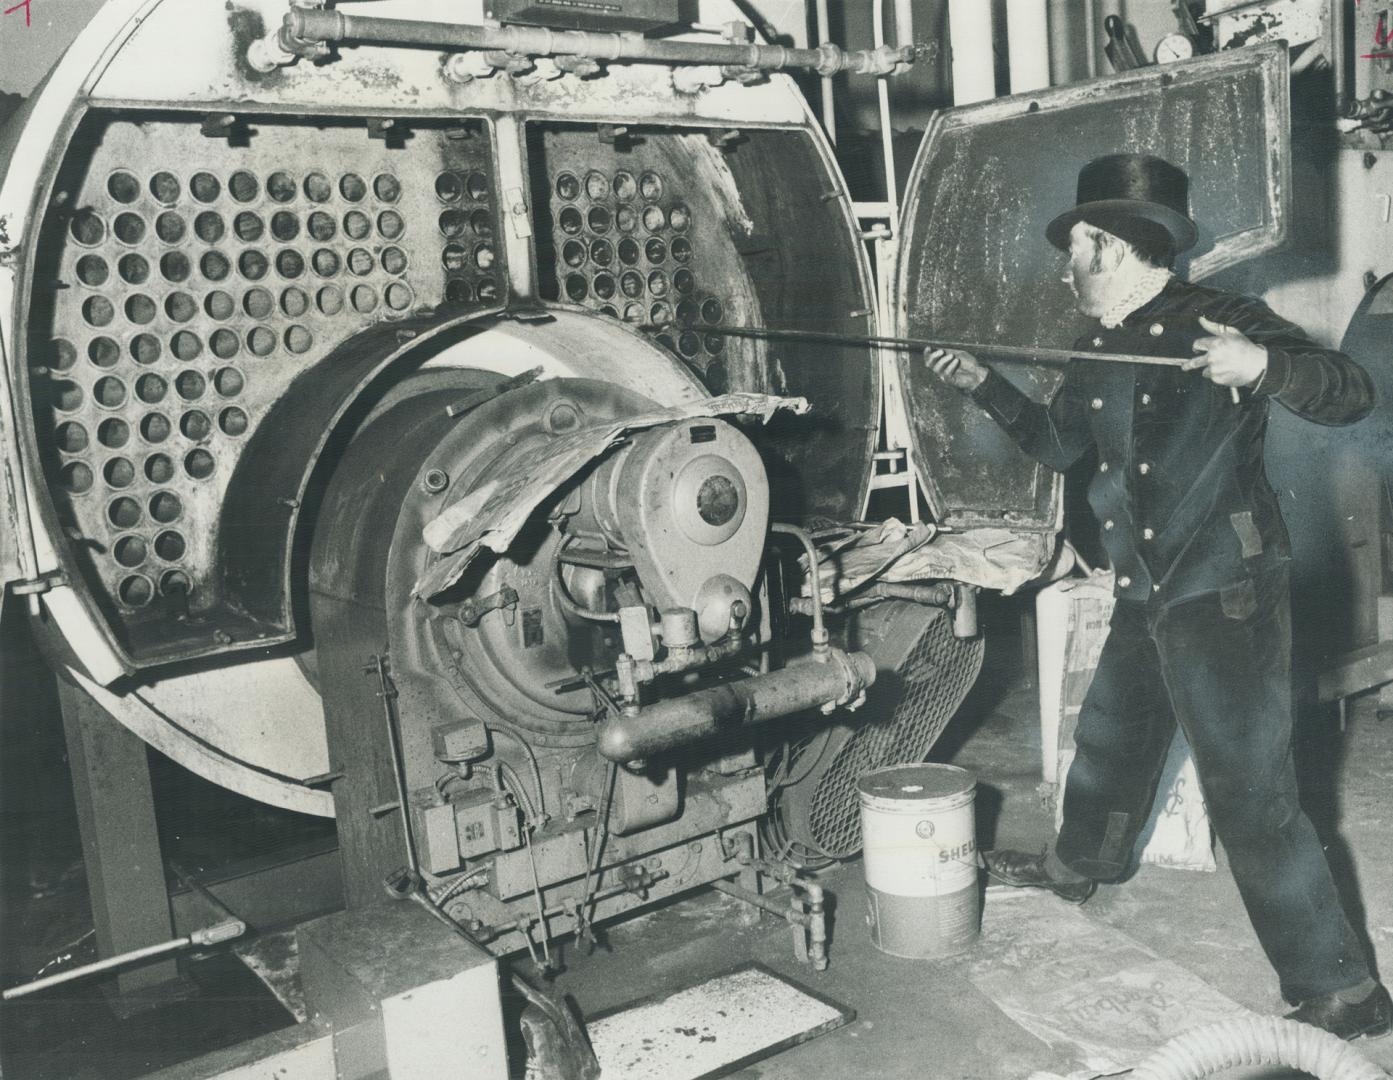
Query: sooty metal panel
[[895, 44, 1291, 530], [526, 123, 878, 527], [25, 111, 504, 663], [528, 124, 763, 398]]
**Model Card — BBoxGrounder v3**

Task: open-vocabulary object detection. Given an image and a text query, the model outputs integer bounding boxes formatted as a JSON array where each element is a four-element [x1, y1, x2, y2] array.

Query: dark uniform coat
[[970, 276, 1375, 606], [965, 275, 1378, 1003]]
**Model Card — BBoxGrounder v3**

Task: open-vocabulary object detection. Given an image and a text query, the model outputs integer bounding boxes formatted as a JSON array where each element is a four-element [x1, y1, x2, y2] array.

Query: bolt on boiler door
[[894, 43, 1291, 531]]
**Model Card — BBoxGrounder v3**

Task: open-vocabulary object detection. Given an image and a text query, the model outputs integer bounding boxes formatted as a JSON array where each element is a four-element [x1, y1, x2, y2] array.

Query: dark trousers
[[1055, 563, 1371, 1002]]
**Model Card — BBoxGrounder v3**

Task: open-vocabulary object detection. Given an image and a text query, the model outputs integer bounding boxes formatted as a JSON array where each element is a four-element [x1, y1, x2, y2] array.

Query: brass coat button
[[1149, 322, 1164, 337], [1091, 397, 1104, 410], [1142, 528, 1155, 540], [1119, 576, 1132, 588]]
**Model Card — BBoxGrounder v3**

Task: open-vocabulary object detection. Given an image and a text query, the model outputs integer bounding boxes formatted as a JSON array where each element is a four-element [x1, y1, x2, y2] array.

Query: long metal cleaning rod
[[679, 324, 1192, 369]]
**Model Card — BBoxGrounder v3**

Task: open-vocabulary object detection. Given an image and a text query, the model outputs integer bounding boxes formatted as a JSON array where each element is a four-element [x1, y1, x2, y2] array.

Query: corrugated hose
[[1130, 1016, 1387, 1080]]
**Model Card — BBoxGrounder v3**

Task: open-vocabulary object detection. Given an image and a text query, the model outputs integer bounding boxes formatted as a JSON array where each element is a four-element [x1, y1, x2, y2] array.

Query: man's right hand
[[925, 347, 988, 391]]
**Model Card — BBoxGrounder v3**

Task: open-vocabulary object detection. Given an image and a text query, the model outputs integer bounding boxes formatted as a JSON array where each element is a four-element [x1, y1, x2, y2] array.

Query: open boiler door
[[894, 43, 1293, 532]]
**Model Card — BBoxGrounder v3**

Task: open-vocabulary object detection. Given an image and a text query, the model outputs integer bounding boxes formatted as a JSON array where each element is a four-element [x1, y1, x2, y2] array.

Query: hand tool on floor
[[2, 920, 246, 1000]]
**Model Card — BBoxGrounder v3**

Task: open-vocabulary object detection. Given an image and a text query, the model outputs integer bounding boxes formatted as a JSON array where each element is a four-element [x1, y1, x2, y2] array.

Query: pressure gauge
[[1155, 32, 1195, 64]]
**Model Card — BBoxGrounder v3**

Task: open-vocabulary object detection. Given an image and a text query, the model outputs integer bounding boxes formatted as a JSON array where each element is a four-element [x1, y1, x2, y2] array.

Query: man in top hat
[[926, 153, 1387, 1037]]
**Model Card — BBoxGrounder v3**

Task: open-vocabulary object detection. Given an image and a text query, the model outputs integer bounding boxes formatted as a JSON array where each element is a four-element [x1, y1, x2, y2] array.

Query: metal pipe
[[3, 920, 244, 1000], [790, 581, 956, 616], [596, 648, 876, 762], [371, 655, 421, 880], [1045, 0, 1074, 85], [1332, 0, 1348, 115], [709, 877, 826, 963], [814, 0, 836, 144], [718, 836, 828, 970], [552, 541, 620, 623], [273, 9, 914, 77], [625, 635, 745, 685], [869, 581, 955, 605], [788, 582, 945, 615], [481, 869, 669, 940], [893, 0, 915, 54], [711, 878, 795, 920], [952, 584, 979, 639], [948, 0, 995, 103], [771, 523, 827, 652], [804, 882, 828, 970], [873, 0, 900, 227], [487, 724, 548, 822], [1007, 0, 1050, 92], [1083, 0, 1097, 78]]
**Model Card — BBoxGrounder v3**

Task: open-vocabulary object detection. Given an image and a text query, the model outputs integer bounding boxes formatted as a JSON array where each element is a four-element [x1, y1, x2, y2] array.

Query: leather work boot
[[982, 849, 1096, 904], [1287, 983, 1393, 1041]]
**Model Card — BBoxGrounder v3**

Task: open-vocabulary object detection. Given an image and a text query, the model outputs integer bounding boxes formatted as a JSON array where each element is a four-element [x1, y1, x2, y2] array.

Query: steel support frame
[[56, 676, 188, 1009]]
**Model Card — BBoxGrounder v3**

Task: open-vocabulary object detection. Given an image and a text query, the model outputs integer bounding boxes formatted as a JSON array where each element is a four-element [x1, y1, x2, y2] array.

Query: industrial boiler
[[0, 0, 1299, 1074]]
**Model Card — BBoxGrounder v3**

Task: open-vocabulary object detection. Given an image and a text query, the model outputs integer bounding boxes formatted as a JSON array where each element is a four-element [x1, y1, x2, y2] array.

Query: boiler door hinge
[[11, 569, 65, 597], [506, 187, 533, 239]]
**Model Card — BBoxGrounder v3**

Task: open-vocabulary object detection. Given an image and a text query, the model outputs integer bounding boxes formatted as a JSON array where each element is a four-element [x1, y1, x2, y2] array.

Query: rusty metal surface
[[895, 44, 1291, 530], [83, 0, 810, 128]]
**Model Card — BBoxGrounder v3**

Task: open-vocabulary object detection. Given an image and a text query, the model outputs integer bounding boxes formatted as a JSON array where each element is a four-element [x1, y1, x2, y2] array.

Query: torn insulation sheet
[[414, 393, 808, 599], [805, 518, 1056, 599]]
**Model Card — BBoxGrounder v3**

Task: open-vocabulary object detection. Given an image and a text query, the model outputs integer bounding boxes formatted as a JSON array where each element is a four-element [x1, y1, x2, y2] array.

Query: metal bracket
[[366, 117, 406, 147], [457, 586, 518, 627], [198, 113, 244, 144], [707, 128, 746, 148], [11, 569, 64, 596], [597, 124, 631, 148], [505, 185, 534, 240]]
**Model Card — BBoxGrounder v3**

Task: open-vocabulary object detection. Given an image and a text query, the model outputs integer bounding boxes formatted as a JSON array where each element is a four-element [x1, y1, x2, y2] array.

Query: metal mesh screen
[[787, 605, 985, 859]]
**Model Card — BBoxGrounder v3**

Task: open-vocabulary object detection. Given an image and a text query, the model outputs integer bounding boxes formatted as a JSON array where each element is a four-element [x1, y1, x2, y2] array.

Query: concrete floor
[[548, 621, 1393, 1079], [4, 601, 1393, 1079]]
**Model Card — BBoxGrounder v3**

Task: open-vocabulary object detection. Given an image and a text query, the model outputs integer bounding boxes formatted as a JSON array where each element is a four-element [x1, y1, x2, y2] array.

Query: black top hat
[[1045, 153, 1198, 254]]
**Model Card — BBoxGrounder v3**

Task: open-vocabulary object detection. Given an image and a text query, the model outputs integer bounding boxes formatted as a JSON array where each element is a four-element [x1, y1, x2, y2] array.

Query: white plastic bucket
[[858, 763, 979, 959]]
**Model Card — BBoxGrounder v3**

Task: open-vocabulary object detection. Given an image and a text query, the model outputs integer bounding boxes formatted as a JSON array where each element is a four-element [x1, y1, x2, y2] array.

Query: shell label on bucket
[[858, 763, 981, 958], [858, 764, 978, 898], [861, 810, 978, 897]]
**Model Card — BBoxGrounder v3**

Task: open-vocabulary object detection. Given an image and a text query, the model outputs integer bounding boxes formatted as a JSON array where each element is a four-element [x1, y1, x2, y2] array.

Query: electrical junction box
[[419, 791, 523, 873], [455, 790, 523, 859], [483, 0, 679, 33]]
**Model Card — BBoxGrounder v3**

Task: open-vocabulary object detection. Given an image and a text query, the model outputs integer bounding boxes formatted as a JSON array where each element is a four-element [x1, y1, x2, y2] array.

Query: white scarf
[[1099, 266, 1172, 329]]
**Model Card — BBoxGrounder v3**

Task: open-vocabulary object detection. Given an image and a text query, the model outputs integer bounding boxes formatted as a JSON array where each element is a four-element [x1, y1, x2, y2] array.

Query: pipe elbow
[[595, 720, 636, 763]]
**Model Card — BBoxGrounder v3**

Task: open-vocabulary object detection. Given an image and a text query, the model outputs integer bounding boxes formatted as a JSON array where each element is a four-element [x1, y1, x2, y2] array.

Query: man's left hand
[[1184, 316, 1268, 388]]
